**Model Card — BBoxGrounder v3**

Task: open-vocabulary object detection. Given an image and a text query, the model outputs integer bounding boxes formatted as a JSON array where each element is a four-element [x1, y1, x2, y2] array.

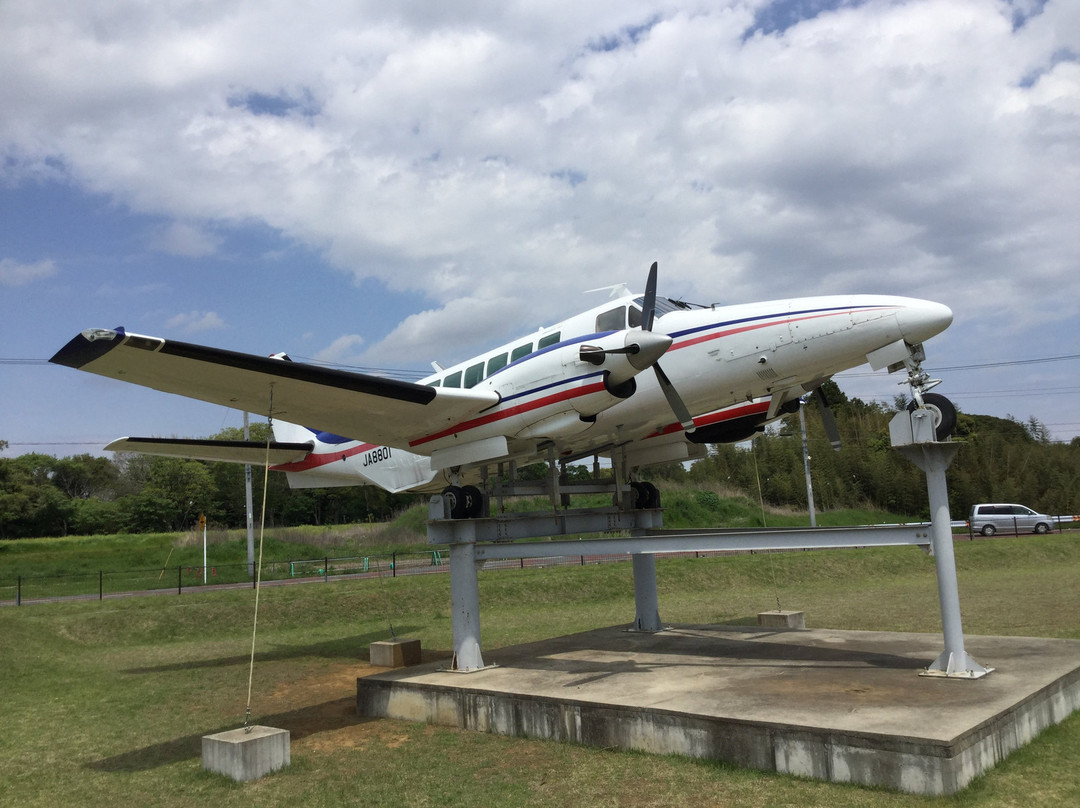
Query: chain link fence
[[1, 547, 751, 606]]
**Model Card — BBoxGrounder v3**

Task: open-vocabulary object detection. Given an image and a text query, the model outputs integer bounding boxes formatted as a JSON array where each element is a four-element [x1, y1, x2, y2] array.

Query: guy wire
[[244, 387, 274, 731]]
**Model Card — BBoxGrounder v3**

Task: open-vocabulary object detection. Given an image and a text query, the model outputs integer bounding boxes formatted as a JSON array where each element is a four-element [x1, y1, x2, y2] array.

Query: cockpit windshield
[[632, 296, 706, 318]]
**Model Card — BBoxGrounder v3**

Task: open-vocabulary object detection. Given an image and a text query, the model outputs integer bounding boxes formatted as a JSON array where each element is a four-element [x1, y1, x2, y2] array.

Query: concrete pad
[[356, 624, 1080, 796], [757, 610, 805, 629], [370, 637, 423, 668], [202, 725, 290, 781]]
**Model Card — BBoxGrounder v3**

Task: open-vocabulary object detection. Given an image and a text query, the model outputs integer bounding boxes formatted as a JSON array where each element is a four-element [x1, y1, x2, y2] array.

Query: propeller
[[641, 262, 696, 433], [813, 387, 843, 451], [578, 262, 695, 432]]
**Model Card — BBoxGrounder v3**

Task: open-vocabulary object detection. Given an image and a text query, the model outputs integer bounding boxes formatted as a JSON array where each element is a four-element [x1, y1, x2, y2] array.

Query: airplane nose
[[896, 299, 953, 344]]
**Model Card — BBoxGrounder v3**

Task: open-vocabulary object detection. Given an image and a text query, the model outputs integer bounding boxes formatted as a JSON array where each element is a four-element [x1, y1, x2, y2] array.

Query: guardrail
[[3, 517, 1076, 607]]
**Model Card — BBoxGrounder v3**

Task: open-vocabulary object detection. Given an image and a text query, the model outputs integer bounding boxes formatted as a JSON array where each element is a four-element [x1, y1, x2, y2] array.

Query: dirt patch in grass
[[259, 659, 425, 755]]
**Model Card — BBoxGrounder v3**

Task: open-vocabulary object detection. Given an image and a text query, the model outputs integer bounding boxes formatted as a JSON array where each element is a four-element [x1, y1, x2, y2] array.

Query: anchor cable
[[244, 388, 274, 731]]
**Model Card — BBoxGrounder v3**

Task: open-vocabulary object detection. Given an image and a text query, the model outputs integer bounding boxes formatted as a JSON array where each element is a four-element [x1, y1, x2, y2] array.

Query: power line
[[929, 353, 1080, 372], [842, 352, 1080, 378]]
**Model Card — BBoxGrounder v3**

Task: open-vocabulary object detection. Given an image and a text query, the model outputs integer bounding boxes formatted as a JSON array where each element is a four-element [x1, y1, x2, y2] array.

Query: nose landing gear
[[901, 346, 957, 441]]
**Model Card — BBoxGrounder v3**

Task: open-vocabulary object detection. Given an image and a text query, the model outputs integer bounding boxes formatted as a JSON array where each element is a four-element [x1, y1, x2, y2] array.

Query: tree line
[[650, 383, 1080, 521], [2, 386, 1078, 539], [0, 425, 415, 539]]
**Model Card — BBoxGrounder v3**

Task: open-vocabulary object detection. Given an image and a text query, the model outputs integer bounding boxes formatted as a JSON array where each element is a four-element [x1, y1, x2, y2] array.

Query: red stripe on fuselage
[[669, 308, 891, 352], [647, 399, 772, 439], [272, 441, 378, 472], [408, 381, 608, 448]]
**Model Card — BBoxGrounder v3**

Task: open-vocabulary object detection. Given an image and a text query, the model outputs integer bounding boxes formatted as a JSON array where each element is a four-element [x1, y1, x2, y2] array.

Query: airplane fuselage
[[272, 291, 952, 491]]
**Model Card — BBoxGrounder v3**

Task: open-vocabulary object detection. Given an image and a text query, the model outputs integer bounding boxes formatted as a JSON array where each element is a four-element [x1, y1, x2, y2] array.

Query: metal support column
[[631, 553, 663, 632], [448, 540, 488, 672], [893, 411, 992, 679]]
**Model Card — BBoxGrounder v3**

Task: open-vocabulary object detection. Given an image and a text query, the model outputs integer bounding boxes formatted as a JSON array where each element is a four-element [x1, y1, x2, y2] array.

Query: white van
[[968, 504, 1054, 536]]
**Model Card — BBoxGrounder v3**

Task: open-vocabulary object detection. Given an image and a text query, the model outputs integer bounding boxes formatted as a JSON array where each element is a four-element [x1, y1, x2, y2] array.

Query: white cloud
[[150, 221, 222, 257], [361, 295, 530, 367], [0, 257, 56, 286], [314, 333, 365, 364], [1, 0, 1078, 352], [165, 310, 226, 333]]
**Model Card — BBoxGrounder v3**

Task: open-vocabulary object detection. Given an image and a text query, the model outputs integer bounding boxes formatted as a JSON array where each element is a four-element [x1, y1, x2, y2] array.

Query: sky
[[2, 0, 1079, 460]]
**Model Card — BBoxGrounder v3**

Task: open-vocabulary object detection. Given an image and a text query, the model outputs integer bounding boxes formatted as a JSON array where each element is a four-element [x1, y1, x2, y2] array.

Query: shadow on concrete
[[499, 624, 929, 681]]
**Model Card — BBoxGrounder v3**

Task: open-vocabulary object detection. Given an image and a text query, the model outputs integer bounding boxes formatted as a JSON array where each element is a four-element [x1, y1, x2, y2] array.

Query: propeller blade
[[655, 363, 696, 432], [815, 391, 842, 451], [641, 261, 658, 332]]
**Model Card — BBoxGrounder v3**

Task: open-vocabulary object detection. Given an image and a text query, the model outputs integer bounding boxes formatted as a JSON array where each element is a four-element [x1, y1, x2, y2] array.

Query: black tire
[[442, 485, 468, 519], [638, 481, 661, 509], [980, 524, 996, 537], [1034, 522, 1050, 535], [908, 393, 957, 440], [462, 485, 485, 518]]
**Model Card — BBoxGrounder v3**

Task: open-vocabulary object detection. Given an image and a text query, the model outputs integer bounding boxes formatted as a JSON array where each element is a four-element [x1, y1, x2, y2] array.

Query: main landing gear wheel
[[441, 485, 468, 519], [630, 481, 661, 509], [441, 484, 485, 519], [907, 392, 957, 441], [462, 485, 485, 518]]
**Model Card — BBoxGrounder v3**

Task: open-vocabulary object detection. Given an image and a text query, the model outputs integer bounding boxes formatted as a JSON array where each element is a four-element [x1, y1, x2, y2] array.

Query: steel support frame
[[898, 441, 993, 679], [433, 410, 986, 678], [435, 520, 935, 671], [447, 540, 490, 672]]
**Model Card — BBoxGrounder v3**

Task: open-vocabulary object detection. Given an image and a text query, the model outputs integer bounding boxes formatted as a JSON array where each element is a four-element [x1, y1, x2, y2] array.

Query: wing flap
[[52, 328, 499, 451], [105, 437, 315, 465]]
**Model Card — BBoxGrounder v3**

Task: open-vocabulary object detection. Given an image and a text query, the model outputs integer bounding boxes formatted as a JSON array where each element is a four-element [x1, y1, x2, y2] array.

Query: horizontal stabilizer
[[104, 437, 314, 465]]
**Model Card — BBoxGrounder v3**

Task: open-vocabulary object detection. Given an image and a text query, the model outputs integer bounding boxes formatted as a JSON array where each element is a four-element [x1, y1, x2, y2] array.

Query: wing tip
[[50, 328, 124, 369]]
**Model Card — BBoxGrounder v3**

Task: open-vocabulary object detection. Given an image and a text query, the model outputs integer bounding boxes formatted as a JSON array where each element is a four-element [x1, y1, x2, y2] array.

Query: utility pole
[[799, 403, 817, 527], [244, 412, 255, 577]]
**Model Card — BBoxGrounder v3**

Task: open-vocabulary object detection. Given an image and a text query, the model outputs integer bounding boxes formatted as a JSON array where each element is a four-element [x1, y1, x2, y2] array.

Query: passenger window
[[538, 331, 561, 349], [427, 379, 441, 388], [595, 307, 625, 332], [487, 353, 508, 375], [464, 362, 485, 388], [510, 342, 532, 362], [444, 371, 462, 388], [628, 306, 642, 328]]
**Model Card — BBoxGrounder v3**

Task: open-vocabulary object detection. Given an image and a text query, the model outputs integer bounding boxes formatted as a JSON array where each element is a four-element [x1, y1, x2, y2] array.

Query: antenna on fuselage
[[586, 282, 633, 299]]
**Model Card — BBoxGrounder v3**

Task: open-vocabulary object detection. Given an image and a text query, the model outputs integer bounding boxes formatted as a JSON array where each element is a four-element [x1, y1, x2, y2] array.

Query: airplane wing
[[104, 437, 314, 465], [50, 328, 500, 452]]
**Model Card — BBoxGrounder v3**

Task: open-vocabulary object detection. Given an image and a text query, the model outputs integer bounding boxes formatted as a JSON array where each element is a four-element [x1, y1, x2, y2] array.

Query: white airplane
[[50, 263, 956, 518]]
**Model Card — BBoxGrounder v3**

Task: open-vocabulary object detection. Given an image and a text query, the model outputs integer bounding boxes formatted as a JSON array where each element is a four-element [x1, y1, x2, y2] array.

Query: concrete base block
[[758, 610, 806, 629], [370, 637, 422, 668], [357, 625, 1080, 796], [202, 725, 290, 782]]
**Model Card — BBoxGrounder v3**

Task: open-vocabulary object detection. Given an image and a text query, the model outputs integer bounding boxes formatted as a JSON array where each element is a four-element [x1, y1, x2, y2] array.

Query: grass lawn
[[1, 533, 1078, 807]]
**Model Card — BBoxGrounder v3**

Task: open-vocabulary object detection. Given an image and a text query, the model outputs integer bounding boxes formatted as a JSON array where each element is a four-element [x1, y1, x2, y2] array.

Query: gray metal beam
[[472, 524, 932, 561], [427, 502, 663, 545]]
